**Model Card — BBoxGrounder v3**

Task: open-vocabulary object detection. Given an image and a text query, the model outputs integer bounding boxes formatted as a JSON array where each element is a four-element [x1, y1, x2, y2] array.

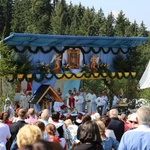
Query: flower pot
[[8, 74, 13, 79], [27, 74, 33, 78], [17, 74, 24, 79]]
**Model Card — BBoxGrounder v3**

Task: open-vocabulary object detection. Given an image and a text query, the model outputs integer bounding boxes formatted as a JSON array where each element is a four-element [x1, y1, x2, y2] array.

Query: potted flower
[[37, 61, 51, 74], [81, 64, 90, 73], [62, 64, 71, 74]]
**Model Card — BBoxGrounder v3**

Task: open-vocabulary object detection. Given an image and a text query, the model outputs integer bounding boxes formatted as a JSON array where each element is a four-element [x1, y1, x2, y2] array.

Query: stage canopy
[[3, 33, 148, 48]]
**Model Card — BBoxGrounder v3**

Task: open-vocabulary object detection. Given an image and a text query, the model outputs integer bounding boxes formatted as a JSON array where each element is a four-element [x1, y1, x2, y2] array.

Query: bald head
[[137, 106, 150, 125], [109, 109, 118, 118]]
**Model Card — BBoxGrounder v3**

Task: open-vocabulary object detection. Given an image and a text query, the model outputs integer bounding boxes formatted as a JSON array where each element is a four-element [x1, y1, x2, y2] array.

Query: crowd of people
[[1, 87, 150, 150], [1, 103, 150, 150]]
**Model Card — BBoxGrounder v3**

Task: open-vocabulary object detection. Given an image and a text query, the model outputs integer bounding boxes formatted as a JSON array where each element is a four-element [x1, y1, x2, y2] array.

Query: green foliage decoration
[[0, 42, 18, 111], [10, 45, 131, 55], [113, 53, 129, 72], [14, 52, 34, 74], [6, 72, 137, 83]]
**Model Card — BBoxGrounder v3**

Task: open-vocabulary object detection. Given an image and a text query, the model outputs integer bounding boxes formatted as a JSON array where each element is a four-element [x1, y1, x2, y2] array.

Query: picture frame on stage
[[68, 49, 80, 69]]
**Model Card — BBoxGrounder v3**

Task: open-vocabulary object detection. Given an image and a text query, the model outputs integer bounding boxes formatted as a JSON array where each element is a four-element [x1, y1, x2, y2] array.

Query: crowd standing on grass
[[1, 87, 150, 150]]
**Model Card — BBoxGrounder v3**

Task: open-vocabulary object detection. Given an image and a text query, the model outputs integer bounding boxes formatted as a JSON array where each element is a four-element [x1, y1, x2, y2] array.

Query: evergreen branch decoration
[[10, 45, 131, 55], [44, 74, 53, 80], [14, 52, 34, 74], [34, 74, 45, 82], [7, 71, 137, 82], [113, 54, 129, 72]]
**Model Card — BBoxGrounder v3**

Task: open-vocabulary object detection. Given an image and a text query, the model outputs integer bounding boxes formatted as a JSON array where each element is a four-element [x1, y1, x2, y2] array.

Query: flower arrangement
[[97, 63, 111, 74], [62, 64, 71, 73], [99, 63, 109, 69], [61, 59, 70, 72], [81, 64, 90, 73], [37, 61, 51, 74]]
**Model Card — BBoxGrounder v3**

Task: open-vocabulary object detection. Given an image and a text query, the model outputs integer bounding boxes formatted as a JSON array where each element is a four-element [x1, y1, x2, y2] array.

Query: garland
[[10, 45, 132, 55], [7, 72, 137, 82]]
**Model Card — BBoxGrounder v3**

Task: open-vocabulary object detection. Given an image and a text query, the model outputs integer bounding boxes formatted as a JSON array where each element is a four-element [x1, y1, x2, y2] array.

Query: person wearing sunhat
[[128, 113, 139, 130]]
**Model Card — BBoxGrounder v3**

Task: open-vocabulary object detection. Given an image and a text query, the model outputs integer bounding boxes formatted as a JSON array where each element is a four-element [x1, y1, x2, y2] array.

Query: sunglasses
[[130, 121, 138, 124]]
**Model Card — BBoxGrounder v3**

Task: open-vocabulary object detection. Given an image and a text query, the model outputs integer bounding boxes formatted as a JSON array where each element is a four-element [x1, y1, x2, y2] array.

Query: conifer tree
[[138, 21, 149, 37], [115, 10, 127, 36], [131, 21, 139, 36], [11, 0, 30, 32], [124, 19, 133, 37], [0, 43, 17, 76], [105, 12, 115, 36], [50, 1, 65, 34], [0, 0, 13, 37], [25, 0, 52, 33], [97, 8, 106, 35], [0, 42, 18, 110], [78, 7, 96, 35], [70, 4, 85, 35], [52, 0, 59, 9], [64, 2, 75, 34], [91, 8, 106, 36]]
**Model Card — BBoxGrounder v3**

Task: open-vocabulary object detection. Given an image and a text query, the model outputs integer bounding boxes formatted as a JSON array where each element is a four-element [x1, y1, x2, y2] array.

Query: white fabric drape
[[139, 61, 150, 89]]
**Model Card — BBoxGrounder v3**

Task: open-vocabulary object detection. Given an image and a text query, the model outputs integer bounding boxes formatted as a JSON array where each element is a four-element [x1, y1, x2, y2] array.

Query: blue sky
[[66, 0, 150, 30]]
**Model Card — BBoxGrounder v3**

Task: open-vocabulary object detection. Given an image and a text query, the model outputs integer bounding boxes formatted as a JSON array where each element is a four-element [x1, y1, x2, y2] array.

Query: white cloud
[[111, 10, 119, 18]]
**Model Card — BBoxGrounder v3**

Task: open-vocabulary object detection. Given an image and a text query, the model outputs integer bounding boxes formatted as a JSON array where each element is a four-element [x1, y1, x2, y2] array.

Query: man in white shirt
[[118, 106, 150, 150], [74, 92, 84, 112], [85, 89, 97, 114], [95, 93, 106, 115]]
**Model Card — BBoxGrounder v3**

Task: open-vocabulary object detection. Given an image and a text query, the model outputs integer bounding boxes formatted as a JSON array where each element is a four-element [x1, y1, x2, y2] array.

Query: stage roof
[[3, 33, 148, 48], [29, 85, 63, 104]]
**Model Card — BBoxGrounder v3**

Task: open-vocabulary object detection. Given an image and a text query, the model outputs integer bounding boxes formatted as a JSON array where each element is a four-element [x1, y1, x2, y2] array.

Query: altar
[[116, 102, 128, 114]]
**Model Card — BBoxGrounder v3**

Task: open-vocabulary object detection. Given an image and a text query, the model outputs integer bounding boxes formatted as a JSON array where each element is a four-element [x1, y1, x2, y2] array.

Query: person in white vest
[[85, 89, 97, 114], [20, 89, 29, 110], [4, 97, 14, 119], [80, 87, 86, 112], [112, 93, 119, 107], [95, 92, 107, 116], [74, 92, 84, 112], [101, 91, 108, 114]]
